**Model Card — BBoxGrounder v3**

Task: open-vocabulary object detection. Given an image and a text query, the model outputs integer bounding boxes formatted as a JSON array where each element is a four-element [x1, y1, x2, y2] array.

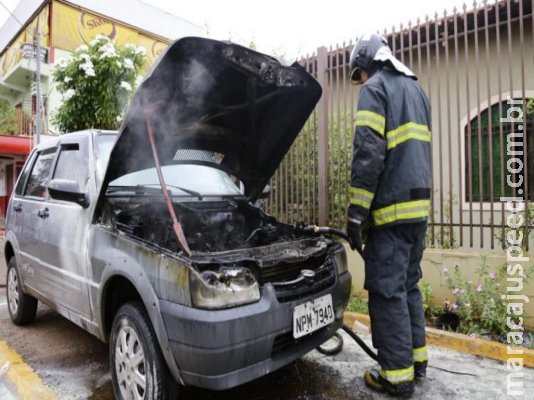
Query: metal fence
[[266, 0, 533, 251]]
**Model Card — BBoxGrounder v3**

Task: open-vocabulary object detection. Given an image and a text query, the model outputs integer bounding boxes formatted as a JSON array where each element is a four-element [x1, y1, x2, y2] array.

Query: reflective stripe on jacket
[[349, 68, 432, 227]]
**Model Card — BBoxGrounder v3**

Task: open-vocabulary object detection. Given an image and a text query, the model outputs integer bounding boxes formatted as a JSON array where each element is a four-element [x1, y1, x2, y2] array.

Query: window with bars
[[465, 99, 533, 202]]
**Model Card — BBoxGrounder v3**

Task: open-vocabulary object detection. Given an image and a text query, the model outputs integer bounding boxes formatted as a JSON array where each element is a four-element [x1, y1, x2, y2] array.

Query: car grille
[[259, 254, 336, 303]]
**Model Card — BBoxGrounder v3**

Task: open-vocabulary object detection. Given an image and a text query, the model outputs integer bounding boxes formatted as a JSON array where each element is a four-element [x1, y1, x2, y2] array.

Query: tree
[[0, 100, 15, 134], [52, 34, 146, 133]]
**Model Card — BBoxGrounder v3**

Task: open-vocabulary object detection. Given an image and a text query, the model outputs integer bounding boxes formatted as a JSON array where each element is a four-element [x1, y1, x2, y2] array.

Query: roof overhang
[[0, 135, 32, 156]]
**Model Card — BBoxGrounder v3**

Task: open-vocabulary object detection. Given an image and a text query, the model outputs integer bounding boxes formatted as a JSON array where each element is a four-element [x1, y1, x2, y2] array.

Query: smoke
[[106, 38, 220, 186]]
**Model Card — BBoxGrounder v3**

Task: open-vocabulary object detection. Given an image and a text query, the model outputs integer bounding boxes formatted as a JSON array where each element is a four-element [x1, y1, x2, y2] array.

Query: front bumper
[[159, 270, 351, 390]]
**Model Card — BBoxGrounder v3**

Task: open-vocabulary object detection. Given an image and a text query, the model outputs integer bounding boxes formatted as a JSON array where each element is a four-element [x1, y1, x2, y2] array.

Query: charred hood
[[103, 37, 322, 200]]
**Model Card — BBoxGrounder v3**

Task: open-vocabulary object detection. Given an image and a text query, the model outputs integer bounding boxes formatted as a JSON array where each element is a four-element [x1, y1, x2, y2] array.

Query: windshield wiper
[[136, 184, 203, 200]]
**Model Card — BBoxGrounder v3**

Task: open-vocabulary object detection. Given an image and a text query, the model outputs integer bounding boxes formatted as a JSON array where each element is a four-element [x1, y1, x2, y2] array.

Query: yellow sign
[[51, 2, 169, 67]]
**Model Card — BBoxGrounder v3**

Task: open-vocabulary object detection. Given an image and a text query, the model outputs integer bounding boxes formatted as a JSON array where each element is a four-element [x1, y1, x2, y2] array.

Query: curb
[[344, 311, 534, 367], [0, 340, 56, 400]]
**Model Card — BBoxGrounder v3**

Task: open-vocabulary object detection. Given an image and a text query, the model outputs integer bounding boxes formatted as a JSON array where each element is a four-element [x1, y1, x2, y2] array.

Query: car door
[[10, 145, 57, 297], [36, 135, 92, 318], [7, 151, 36, 251]]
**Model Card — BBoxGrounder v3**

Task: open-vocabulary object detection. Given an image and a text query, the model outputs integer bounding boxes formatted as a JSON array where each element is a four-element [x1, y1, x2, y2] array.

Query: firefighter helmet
[[349, 33, 389, 84], [349, 33, 416, 83]]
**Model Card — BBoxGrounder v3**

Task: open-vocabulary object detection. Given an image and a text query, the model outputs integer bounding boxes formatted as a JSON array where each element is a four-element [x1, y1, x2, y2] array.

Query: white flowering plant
[[52, 35, 146, 132]]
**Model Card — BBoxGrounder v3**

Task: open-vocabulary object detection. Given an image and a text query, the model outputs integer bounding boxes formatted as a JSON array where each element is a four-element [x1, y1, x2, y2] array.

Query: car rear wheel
[[110, 302, 178, 400], [6, 257, 38, 325]]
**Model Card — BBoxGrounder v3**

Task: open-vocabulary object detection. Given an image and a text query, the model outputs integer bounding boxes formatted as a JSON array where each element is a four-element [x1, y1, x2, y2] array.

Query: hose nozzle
[[294, 222, 350, 242]]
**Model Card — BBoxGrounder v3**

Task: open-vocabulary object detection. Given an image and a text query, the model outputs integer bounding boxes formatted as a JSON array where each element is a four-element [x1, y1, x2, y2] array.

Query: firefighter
[[347, 33, 431, 397]]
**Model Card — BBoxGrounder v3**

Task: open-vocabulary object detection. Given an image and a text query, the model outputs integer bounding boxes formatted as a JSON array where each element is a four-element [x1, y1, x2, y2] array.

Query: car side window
[[24, 147, 57, 198], [52, 139, 89, 191], [14, 152, 37, 196]]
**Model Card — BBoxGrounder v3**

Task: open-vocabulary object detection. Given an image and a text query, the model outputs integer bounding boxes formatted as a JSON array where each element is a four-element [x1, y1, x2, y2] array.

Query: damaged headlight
[[190, 267, 260, 309], [333, 247, 348, 275]]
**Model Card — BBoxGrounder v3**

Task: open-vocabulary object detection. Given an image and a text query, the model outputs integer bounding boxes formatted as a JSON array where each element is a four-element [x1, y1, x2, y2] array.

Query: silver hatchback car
[[4, 37, 351, 400]]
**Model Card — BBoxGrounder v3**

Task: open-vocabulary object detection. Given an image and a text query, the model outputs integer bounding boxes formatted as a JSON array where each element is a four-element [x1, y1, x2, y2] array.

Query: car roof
[[32, 130, 118, 152]]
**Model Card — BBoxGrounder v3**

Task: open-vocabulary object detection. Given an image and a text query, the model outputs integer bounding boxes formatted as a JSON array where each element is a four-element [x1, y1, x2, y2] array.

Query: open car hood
[[102, 36, 322, 200]]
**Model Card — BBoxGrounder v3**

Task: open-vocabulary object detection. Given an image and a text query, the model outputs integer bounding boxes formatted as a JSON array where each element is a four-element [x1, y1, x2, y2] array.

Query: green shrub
[[347, 295, 369, 314], [420, 280, 433, 315], [419, 280, 444, 325], [0, 100, 15, 134]]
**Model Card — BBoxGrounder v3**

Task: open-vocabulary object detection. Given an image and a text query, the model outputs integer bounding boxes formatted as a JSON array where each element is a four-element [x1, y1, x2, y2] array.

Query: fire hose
[[298, 224, 478, 376]]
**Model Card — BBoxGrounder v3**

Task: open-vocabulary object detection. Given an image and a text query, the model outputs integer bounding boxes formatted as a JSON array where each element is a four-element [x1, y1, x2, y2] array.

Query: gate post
[[316, 46, 329, 226]]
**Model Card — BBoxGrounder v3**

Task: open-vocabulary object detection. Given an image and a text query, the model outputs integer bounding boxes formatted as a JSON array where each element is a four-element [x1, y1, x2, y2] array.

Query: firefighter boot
[[414, 361, 427, 380], [364, 368, 415, 397]]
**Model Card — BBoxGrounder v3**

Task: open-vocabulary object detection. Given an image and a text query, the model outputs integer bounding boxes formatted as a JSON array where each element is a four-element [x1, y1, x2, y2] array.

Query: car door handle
[[37, 207, 49, 219], [13, 204, 22, 213]]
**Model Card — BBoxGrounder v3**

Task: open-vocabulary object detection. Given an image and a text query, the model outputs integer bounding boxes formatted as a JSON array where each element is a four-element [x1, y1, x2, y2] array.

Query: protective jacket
[[349, 68, 432, 227]]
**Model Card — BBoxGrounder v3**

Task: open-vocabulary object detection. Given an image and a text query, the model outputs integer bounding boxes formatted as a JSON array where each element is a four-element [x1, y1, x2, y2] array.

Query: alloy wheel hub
[[115, 324, 147, 400], [7, 268, 19, 316]]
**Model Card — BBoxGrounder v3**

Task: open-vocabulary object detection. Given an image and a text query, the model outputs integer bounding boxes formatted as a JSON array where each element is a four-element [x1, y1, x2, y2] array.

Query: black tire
[[6, 257, 37, 325], [316, 331, 344, 356], [110, 302, 179, 400]]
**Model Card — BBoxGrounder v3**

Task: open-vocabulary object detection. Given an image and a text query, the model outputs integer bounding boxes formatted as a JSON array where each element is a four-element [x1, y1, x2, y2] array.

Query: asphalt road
[[1, 242, 533, 399]]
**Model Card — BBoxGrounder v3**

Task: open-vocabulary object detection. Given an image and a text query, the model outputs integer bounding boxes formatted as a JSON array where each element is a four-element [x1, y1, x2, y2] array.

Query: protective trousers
[[363, 222, 428, 385]]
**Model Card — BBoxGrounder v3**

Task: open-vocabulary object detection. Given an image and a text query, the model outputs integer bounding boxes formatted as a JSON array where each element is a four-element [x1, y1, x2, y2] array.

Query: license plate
[[293, 294, 334, 339]]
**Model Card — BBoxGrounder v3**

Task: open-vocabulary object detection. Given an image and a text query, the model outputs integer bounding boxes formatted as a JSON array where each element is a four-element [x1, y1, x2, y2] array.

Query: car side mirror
[[48, 179, 90, 208], [259, 185, 271, 199]]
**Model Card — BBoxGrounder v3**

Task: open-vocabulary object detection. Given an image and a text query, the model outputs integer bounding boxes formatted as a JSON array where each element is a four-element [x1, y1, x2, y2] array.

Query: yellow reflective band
[[372, 199, 430, 226], [356, 110, 386, 136], [349, 187, 374, 209], [413, 346, 428, 363], [379, 366, 414, 384], [386, 122, 431, 150]]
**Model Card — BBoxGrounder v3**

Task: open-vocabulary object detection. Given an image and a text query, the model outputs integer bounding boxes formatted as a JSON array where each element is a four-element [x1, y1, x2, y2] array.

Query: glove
[[347, 203, 366, 254], [346, 217, 363, 254]]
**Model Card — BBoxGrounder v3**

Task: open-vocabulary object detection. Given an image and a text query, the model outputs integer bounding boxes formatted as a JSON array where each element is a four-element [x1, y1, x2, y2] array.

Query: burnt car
[[4, 37, 351, 399]]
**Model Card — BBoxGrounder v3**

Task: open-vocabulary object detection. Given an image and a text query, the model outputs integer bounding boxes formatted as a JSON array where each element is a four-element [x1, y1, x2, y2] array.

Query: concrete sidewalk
[[0, 336, 57, 400], [0, 383, 17, 400], [307, 328, 534, 399]]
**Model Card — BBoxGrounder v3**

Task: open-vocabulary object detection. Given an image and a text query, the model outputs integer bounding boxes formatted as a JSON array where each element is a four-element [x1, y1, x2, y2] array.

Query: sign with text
[[51, 2, 168, 69]]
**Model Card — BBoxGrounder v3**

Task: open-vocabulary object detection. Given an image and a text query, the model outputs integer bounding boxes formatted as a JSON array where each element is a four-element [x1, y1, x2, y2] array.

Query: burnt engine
[[112, 199, 294, 254], [107, 197, 340, 305]]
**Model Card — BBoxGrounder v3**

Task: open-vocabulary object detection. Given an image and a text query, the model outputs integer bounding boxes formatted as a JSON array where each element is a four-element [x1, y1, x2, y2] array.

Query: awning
[[0, 134, 32, 156]]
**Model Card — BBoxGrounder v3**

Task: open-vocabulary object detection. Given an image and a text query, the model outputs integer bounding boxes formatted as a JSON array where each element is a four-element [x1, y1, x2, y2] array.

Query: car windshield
[[109, 164, 243, 197], [94, 133, 117, 182]]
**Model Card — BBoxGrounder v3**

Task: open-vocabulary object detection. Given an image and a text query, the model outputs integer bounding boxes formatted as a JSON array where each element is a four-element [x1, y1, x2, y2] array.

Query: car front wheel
[[6, 257, 37, 325], [110, 302, 178, 400]]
